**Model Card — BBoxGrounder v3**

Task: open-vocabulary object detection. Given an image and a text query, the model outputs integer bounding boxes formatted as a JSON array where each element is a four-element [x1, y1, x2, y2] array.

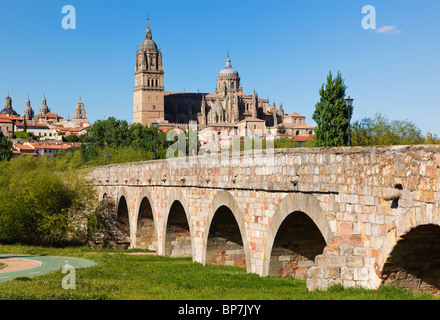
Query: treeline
[[57, 117, 172, 169], [350, 113, 439, 146]]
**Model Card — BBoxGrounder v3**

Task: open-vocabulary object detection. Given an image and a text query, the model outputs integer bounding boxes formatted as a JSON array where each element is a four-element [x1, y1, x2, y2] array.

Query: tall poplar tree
[[312, 72, 352, 147]]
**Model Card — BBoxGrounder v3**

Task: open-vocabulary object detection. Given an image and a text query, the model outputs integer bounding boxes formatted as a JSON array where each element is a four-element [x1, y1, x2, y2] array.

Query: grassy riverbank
[[0, 245, 436, 300]]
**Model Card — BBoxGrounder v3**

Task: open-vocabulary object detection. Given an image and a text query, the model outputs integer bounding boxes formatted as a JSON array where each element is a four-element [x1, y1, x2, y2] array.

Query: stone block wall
[[87, 145, 440, 293]]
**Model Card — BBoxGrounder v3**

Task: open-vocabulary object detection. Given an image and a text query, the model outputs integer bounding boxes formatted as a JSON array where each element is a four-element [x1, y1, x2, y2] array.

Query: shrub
[[0, 156, 96, 246]]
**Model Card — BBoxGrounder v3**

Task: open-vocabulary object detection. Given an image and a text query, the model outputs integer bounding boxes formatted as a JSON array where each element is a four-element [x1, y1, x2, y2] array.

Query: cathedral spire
[[225, 55, 232, 68], [145, 16, 152, 40]]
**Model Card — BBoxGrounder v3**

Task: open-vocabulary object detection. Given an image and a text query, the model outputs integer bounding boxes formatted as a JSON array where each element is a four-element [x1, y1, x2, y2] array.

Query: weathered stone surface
[[86, 145, 440, 294]]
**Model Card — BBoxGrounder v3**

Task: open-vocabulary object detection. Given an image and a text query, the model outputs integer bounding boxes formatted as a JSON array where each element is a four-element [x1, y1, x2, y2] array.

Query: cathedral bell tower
[[133, 18, 165, 126]]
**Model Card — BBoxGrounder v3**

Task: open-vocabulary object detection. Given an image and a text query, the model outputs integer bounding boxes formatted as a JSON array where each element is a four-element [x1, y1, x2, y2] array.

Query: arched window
[[231, 82, 235, 89]]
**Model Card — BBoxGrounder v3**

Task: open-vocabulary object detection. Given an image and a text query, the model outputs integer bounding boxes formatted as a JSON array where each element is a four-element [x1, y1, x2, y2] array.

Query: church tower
[[23, 97, 34, 121], [133, 18, 165, 126], [74, 99, 88, 125]]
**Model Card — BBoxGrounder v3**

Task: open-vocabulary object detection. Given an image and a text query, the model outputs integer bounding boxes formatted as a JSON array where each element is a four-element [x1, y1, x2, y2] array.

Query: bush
[[13, 131, 33, 140], [0, 156, 96, 246], [351, 113, 425, 146]]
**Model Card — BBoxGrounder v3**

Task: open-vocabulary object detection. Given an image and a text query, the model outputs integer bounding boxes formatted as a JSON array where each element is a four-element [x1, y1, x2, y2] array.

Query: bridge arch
[[202, 190, 251, 272], [262, 193, 336, 277], [374, 209, 440, 293], [116, 187, 131, 246], [133, 189, 158, 251], [160, 189, 194, 258]]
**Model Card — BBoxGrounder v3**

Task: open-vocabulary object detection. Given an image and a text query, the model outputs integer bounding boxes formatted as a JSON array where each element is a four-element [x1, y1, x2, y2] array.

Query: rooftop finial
[[145, 14, 152, 39], [225, 54, 232, 68]]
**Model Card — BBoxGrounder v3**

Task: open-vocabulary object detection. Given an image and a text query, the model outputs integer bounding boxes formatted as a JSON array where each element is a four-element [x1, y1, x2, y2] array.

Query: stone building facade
[[133, 20, 309, 136]]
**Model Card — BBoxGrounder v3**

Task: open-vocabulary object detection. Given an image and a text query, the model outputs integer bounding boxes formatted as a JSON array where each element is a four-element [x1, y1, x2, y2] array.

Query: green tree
[[0, 132, 12, 161], [312, 71, 351, 147], [84, 117, 131, 149], [351, 113, 425, 146], [277, 125, 286, 134]]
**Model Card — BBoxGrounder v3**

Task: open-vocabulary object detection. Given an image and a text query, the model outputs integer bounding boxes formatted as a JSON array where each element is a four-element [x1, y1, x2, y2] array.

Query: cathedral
[[133, 20, 289, 134]]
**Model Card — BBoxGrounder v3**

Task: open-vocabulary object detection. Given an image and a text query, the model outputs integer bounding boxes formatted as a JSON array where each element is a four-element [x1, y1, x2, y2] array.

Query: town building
[[14, 122, 60, 140], [15, 95, 87, 139], [12, 142, 78, 158], [0, 114, 21, 138]]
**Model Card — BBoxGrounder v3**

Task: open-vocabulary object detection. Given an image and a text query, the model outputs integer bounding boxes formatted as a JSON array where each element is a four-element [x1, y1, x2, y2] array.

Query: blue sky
[[0, 0, 439, 135]]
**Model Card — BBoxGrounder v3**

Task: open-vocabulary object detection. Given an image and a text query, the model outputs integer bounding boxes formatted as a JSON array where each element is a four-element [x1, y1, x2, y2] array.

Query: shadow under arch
[[202, 190, 251, 272], [133, 189, 158, 251], [374, 209, 440, 293], [262, 193, 336, 277], [160, 189, 194, 258], [379, 224, 440, 294], [116, 187, 130, 216], [115, 187, 131, 246]]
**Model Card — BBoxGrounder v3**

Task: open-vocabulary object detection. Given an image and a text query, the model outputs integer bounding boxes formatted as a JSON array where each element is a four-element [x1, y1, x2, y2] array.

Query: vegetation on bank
[[0, 245, 436, 300], [0, 156, 96, 246]]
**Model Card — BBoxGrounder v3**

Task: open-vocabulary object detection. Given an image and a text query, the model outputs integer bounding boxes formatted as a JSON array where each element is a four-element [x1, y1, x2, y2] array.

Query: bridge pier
[[88, 145, 440, 294]]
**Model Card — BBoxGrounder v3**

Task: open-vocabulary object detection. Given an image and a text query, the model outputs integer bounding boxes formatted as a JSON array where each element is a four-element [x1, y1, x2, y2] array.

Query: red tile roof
[[13, 142, 79, 155], [0, 114, 21, 121], [42, 112, 63, 119], [288, 112, 305, 117], [293, 135, 312, 142]]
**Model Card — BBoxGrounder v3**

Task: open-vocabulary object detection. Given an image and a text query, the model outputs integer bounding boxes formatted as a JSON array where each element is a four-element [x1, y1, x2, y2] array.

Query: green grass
[[0, 244, 437, 300]]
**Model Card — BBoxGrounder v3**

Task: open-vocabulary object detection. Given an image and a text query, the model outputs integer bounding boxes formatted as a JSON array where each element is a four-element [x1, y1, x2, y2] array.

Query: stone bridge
[[87, 145, 440, 293]]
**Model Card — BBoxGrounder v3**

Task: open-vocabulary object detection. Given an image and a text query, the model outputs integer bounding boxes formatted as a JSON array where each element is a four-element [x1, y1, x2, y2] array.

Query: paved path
[[0, 254, 96, 283]]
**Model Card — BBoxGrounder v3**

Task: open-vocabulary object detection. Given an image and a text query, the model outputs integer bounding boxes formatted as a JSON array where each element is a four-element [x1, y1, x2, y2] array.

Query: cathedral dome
[[140, 38, 158, 52], [140, 19, 158, 52], [0, 108, 18, 116], [0, 95, 18, 116], [219, 56, 239, 77]]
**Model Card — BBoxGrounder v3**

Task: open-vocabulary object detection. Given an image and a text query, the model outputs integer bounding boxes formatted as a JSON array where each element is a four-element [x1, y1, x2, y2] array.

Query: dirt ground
[[0, 258, 42, 273]]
